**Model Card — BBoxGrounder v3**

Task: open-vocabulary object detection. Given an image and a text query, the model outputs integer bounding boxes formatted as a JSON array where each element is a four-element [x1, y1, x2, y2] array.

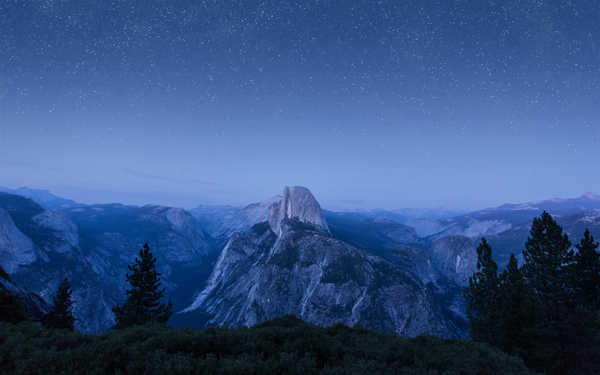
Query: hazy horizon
[[1, 182, 599, 214], [2, 1, 599, 210]]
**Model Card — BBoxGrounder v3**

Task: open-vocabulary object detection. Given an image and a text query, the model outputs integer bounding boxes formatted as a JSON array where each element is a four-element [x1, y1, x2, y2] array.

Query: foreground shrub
[[0, 316, 534, 375]]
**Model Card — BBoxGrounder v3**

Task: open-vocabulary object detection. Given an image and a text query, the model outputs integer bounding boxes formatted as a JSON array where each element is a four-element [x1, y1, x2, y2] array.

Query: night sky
[[1, 1, 599, 209]]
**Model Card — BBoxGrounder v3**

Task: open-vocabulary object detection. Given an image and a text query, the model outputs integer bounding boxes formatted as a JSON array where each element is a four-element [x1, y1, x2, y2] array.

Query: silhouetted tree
[[522, 211, 573, 324], [464, 238, 500, 345], [559, 230, 600, 374], [466, 212, 600, 374], [570, 230, 600, 310], [495, 253, 538, 358], [43, 278, 76, 331], [112, 243, 172, 329]]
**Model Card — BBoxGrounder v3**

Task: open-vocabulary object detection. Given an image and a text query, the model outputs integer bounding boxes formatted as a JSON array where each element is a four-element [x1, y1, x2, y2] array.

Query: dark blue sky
[[1, 0, 599, 209]]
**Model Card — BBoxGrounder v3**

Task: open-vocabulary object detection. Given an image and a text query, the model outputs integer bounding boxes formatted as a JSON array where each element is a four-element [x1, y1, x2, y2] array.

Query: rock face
[[0, 265, 48, 321], [33, 210, 80, 252], [181, 187, 462, 337], [191, 196, 281, 240], [268, 186, 329, 235], [429, 236, 478, 287], [0, 208, 36, 273], [0, 193, 215, 333]]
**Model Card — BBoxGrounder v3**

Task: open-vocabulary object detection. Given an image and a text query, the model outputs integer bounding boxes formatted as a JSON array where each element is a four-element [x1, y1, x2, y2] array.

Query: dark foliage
[[112, 243, 173, 329], [42, 278, 76, 331], [0, 288, 27, 324], [465, 212, 600, 375], [570, 230, 600, 310], [0, 316, 534, 375], [464, 238, 500, 344]]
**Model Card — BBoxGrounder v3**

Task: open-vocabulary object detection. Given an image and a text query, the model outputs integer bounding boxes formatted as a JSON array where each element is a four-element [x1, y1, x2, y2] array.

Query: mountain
[[423, 193, 600, 241], [268, 186, 329, 235], [0, 193, 109, 331], [337, 207, 469, 225], [415, 193, 600, 267], [0, 193, 216, 332], [178, 186, 463, 338], [0, 207, 37, 273], [191, 196, 280, 242], [0, 187, 80, 210], [0, 264, 48, 321], [3, 186, 599, 336]]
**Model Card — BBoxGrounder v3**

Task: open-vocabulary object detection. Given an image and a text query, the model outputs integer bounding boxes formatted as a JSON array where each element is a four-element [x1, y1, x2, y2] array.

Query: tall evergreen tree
[[464, 238, 500, 344], [521, 211, 573, 324], [570, 230, 600, 311], [464, 212, 600, 374], [560, 229, 600, 374], [495, 253, 538, 358], [42, 278, 76, 331], [112, 243, 172, 329]]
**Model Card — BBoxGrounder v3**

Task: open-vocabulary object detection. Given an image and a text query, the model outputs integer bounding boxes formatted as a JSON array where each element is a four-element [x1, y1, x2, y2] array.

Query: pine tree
[[521, 211, 573, 324], [495, 253, 538, 358], [112, 243, 173, 329], [570, 229, 600, 311], [560, 229, 600, 374], [464, 238, 500, 344], [520, 212, 578, 374], [42, 278, 76, 331]]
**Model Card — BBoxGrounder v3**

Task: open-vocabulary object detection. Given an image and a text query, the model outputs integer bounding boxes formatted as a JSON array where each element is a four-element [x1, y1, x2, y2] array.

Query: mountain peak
[[581, 192, 600, 200], [268, 186, 329, 235]]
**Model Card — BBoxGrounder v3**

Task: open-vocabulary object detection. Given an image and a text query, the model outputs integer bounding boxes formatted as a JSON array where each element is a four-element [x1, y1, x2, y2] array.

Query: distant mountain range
[[1, 186, 599, 337], [0, 186, 81, 210]]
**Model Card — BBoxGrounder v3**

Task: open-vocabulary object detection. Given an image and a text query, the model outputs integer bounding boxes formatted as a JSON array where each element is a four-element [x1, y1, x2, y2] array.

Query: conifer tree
[[570, 230, 600, 311], [560, 230, 600, 374], [464, 238, 500, 344], [495, 253, 537, 358], [112, 243, 172, 329], [521, 211, 573, 324], [43, 278, 76, 331]]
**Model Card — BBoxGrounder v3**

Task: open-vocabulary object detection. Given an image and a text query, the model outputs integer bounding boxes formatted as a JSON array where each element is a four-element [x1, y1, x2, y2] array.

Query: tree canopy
[[465, 211, 600, 375], [112, 243, 172, 329], [42, 278, 76, 331]]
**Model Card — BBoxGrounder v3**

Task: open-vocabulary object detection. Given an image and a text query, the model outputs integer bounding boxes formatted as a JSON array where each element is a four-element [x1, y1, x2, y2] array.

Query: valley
[[2, 186, 600, 337]]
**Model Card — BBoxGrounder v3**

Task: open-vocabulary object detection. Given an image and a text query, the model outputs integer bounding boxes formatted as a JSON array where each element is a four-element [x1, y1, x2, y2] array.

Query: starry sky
[[1, 0, 599, 210]]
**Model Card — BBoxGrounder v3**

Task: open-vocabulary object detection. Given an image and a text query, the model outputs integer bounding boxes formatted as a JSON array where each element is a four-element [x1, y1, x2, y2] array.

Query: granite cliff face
[[0, 208, 36, 273], [268, 186, 329, 235], [429, 236, 478, 287], [0, 265, 48, 321], [181, 187, 462, 337]]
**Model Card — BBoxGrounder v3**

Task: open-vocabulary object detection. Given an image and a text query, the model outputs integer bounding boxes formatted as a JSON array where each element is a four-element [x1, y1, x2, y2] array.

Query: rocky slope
[[428, 236, 478, 287], [0, 193, 215, 332], [0, 265, 48, 321], [191, 196, 281, 241], [0, 207, 37, 273], [0, 186, 80, 210], [180, 187, 463, 338]]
